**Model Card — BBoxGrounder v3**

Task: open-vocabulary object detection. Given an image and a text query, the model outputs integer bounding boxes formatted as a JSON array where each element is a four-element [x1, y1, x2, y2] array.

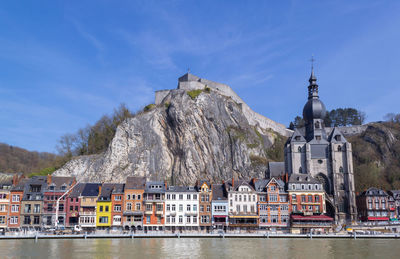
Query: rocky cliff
[[53, 87, 286, 184]]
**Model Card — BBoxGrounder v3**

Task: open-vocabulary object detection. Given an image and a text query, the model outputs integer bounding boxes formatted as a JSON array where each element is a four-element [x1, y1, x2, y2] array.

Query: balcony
[[156, 211, 164, 216]]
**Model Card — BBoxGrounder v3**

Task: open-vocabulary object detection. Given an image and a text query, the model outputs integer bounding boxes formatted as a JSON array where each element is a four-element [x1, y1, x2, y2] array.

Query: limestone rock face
[[54, 89, 286, 184]]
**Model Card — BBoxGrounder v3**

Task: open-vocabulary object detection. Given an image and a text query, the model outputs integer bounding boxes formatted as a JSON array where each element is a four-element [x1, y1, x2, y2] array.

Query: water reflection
[[0, 238, 399, 259]]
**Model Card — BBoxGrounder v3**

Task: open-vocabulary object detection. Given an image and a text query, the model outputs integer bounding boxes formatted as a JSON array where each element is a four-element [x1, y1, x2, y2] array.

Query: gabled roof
[[46, 176, 75, 191], [290, 128, 306, 143], [11, 178, 27, 191], [125, 176, 146, 190], [99, 183, 124, 199], [226, 179, 255, 192], [197, 180, 211, 189], [212, 184, 228, 201], [328, 127, 347, 143], [254, 178, 285, 192]]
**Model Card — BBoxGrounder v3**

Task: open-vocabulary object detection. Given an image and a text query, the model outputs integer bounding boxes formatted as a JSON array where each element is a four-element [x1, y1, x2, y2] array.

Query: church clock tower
[[284, 66, 357, 224]]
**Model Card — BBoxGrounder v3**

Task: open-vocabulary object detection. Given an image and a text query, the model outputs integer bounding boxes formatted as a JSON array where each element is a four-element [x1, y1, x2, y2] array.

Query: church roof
[[328, 127, 347, 143]]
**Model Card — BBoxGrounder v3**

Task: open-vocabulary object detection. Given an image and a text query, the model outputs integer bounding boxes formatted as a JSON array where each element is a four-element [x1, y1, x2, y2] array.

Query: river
[[0, 238, 398, 258]]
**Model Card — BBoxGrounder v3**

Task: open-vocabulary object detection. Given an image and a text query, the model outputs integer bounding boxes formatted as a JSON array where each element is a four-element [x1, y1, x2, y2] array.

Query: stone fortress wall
[[155, 73, 293, 137]]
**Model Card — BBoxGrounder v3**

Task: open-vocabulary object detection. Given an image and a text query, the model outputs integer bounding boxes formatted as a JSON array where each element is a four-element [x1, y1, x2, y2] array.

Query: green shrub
[[187, 89, 203, 100], [28, 167, 56, 178], [143, 104, 156, 112]]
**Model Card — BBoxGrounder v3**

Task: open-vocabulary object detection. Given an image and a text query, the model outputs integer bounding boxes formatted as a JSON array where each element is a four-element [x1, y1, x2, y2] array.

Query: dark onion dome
[[303, 98, 327, 123], [302, 69, 327, 123]]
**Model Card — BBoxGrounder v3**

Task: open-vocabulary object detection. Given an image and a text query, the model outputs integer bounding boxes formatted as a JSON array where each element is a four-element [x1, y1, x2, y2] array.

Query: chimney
[[12, 175, 17, 186], [252, 178, 256, 186], [47, 174, 52, 184], [285, 172, 289, 183], [232, 178, 234, 187], [164, 181, 167, 190], [98, 185, 102, 195]]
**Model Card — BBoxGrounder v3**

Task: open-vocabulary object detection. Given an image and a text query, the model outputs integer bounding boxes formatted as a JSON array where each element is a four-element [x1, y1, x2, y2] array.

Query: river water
[[0, 238, 398, 258]]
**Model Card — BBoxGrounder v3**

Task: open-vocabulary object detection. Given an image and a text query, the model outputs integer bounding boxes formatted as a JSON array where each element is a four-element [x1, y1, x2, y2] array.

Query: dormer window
[[301, 184, 305, 190], [61, 185, 66, 191], [337, 145, 342, 152], [49, 186, 55, 191], [292, 184, 295, 190], [298, 146, 302, 152], [316, 135, 321, 141], [335, 135, 341, 141], [295, 136, 301, 141], [315, 121, 320, 129]]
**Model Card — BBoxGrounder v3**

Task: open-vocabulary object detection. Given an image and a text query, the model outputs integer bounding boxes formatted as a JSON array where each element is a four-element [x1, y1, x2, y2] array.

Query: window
[[235, 195, 237, 202], [193, 194, 197, 200], [239, 195, 242, 202], [315, 205, 320, 213], [115, 195, 121, 201], [280, 195, 287, 202], [33, 216, 40, 225], [24, 216, 31, 225], [172, 194, 176, 200], [132, 194, 136, 200], [200, 205, 204, 212], [291, 194, 296, 201], [250, 205, 255, 213], [318, 159, 323, 164], [339, 167, 344, 173], [179, 204, 183, 212], [269, 195, 278, 202], [179, 216, 183, 223], [146, 204, 152, 211], [99, 217, 108, 223], [201, 215, 210, 223], [136, 203, 141, 211], [156, 204, 163, 211], [24, 204, 31, 213], [11, 204, 19, 212], [301, 185, 305, 190], [171, 216, 176, 223], [186, 216, 191, 223], [12, 195, 20, 202], [338, 145, 342, 152], [243, 195, 247, 202], [100, 206, 103, 212], [166, 216, 170, 223], [126, 203, 132, 211], [179, 194, 183, 200], [137, 195, 141, 200], [34, 204, 40, 213], [308, 195, 313, 202], [315, 195, 320, 202], [298, 146, 302, 152], [193, 205, 197, 211], [113, 216, 121, 223], [166, 204, 170, 211], [114, 205, 121, 212], [10, 216, 18, 224], [206, 205, 210, 212], [236, 205, 240, 212], [253, 195, 256, 202], [59, 204, 64, 212], [127, 195, 131, 200], [187, 204, 191, 211], [146, 216, 150, 223], [299, 167, 302, 174], [172, 204, 176, 211], [316, 135, 321, 141], [187, 194, 191, 200], [301, 195, 306, 202], [193, 217, 197, 223], [270, 186, 276, 191]]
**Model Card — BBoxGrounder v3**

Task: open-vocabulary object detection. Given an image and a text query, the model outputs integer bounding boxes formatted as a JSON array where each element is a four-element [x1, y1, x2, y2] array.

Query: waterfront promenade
[[2, 232, 400, 240]]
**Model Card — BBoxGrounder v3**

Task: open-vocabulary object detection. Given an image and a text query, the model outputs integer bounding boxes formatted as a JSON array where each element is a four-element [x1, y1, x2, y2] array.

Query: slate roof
[[81, 183, 101, 197], [98, 183, 124, 200], [254, 178, 285, 192], [225, 179, 256, 192], [125, 176, 146, 190], [68, 183, 86, 198], [361, 187, 388, 197], [145, 181, 165, 193], [0, 173, 14, 189], [212, 184, 228, 201], [388, 190, 400, 199], [11, 178, 27, 191], [45, 176, 75, 191], [288, 174, 320, 184], [166, 186, 197, 193], [267, 162, 285, 178]]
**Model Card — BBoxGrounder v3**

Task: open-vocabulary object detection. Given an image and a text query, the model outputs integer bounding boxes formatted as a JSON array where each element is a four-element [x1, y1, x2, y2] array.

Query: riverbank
[[2, 232, 400, 240]]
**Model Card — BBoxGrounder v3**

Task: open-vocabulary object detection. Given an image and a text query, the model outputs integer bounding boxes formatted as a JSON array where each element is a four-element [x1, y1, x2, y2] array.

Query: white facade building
[[164, 186, 199, 231]]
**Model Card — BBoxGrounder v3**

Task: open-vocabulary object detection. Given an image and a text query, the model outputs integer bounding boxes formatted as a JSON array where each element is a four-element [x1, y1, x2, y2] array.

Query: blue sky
[[1, 1, 399, 153]]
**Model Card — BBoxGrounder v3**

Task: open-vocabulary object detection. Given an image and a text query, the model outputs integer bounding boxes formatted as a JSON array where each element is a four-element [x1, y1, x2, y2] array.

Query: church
[[284, 68, 357, 224]]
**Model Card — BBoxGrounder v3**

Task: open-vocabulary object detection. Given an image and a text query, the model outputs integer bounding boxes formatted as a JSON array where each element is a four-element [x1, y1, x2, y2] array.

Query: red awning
[[291, 215, 334, 221], [367, 217, 389, 221], [213, 215, 227, 218]]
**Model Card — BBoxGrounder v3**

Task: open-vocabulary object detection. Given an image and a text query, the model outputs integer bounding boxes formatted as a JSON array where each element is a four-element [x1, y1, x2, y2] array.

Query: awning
[[367, 217, 389, 221], [291, 215, 334, 221], [213, 215, 227, 218], [229, 215, 258, 218]]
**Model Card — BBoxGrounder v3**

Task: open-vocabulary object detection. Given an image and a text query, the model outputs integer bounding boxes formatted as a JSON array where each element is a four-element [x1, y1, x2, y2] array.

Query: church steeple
[[308, 68, 319, 99]]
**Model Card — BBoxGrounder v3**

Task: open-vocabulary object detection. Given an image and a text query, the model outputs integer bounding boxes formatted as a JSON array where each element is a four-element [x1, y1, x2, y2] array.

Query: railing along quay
[[1, 232, 400, 240]]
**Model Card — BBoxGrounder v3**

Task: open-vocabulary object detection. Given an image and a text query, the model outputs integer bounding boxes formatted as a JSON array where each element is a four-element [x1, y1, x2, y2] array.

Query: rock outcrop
[[54, 86, 287, 184]]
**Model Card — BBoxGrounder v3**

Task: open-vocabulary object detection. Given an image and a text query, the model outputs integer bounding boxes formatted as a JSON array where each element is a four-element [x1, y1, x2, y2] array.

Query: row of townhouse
[[1, 173, 365, 233], [357, 187, 400, 222]]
